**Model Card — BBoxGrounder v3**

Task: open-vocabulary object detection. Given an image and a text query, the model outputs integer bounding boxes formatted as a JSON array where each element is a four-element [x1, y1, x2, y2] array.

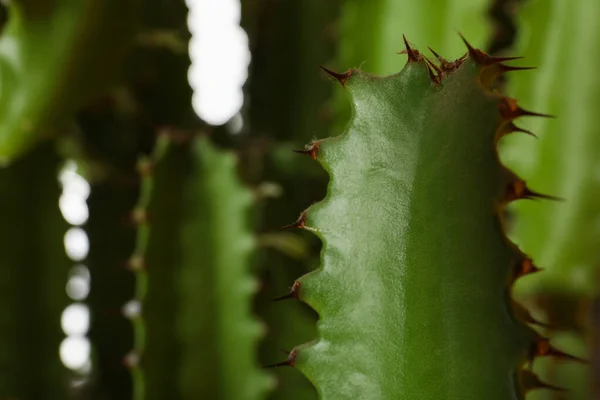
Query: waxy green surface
[[294, 57, 535, 399], [132, 136, 272, 400]]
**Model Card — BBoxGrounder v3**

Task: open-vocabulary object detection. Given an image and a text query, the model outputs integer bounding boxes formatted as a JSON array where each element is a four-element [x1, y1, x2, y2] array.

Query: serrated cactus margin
[[274, 36, 579, 399], [127, 133, 272, 399]]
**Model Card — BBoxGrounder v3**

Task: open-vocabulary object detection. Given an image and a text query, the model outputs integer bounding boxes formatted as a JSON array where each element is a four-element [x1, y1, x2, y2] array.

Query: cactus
[[0, 0, 136, 162], [129, 134, 273, 400], [275, 38, 569, 399], [499, 0, 600, 398], [0, 144, 70, 398]]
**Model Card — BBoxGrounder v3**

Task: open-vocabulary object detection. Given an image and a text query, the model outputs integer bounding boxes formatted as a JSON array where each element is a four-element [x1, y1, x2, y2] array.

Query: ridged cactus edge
[[276, 36, 576, 399], [128, 133, 273, 399]]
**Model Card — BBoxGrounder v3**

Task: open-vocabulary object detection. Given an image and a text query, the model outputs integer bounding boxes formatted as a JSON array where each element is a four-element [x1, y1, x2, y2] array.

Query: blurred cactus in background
[[0, 0, 598, 399]]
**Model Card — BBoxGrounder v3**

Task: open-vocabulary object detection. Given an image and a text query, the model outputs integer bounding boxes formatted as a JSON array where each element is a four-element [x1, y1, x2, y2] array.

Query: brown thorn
[[319, 66, 351, 87], [533, 338, 590, 364], [499, 121, 538, 139], [402, 35, 421, 62], [272, 281, 300, 302], [514, 257, 542, 281], [499, 98, 555, 120], [458, 31, 525, 66], [263, 350, 297, 368], [458, 32, 481, 62], [428, 46, 444, 62], [497, 64, 536, 73], [519, 369, 567, 393], [292, 141, 319, 160], [425, 63, 439, 84], [505, 180, 564, 203], [280, 212, 307, 230]]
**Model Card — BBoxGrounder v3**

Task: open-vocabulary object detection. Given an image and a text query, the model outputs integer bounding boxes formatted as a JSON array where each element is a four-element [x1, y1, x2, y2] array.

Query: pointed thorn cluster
[[519, 369, 567, 393], [320, 66, 352, 87], [293, 141, 320, 160], [280, 212, 307, 230], [273, 281, 300, 302], [263, 350, 297, 369]]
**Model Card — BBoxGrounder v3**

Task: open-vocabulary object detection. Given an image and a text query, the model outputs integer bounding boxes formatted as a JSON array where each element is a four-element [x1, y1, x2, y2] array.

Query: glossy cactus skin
[[0, 0, 136, 162], [0, 144, 70, 398], [130, 134, 272, 400], [279, 40, 563, 399]]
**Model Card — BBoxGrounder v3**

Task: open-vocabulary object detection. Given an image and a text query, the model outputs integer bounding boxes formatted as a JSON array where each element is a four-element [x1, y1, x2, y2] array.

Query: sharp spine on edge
[[272, 281, 300, 302], [320, 66, 351, 87], [263, 350, 297, 369], [280, 212, 307, 230]]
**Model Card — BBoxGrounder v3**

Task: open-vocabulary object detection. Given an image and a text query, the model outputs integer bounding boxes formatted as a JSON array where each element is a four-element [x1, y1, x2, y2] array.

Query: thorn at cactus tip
[[401, 35, 421, 62], [280, 212, 307, 230], [458, 32, 525, 66], [505, 180, 564, 202], [273, 281, 300, 302], [320, 66, 351, 87], [263, 350, 297, 368], [293, 141, 319, 160], [499, 98, 555, 120]]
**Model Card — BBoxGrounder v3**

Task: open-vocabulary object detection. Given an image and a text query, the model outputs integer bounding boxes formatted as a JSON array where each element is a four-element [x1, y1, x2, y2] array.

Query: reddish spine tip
[[273, 281, 300, 302], [402, 35, 421, 62], [293, 141, 320, 160], [320, 66, 351, 86], [263, 350, 297, 368], [280, 212, 307, 230]]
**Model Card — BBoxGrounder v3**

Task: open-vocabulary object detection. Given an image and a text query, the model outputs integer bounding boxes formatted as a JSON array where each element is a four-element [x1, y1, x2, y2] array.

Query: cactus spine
[[278, 38, 567, 399]]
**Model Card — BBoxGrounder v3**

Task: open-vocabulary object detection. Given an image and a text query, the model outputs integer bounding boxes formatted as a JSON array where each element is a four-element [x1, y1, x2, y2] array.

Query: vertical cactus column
[[130, 134, 273, 400], [502, 0, 600, 398], [0, 144, 70, 398], [278, 38, 566, 399]]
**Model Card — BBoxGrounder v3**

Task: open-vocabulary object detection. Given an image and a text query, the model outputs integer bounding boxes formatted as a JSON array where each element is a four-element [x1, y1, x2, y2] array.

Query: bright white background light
[[187, 0, 250, 126]]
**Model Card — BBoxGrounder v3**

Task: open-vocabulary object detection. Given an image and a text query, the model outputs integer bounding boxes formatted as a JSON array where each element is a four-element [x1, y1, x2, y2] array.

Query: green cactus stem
[[277, 37, 570, 399], [129, 134, 272, 400], [0, 143, 70, 398], [0, 0, 136, 162], [499, 0, 600, 397]]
